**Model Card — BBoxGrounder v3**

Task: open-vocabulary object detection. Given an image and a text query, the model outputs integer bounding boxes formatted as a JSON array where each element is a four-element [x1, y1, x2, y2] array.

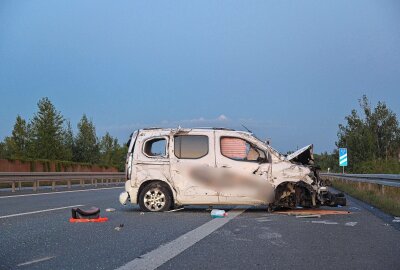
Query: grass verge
[[331, 179, 400, 217]]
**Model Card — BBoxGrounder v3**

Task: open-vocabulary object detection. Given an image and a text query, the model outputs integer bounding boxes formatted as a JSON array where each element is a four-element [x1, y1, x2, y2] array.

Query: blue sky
[[1, 0, 399, 153]]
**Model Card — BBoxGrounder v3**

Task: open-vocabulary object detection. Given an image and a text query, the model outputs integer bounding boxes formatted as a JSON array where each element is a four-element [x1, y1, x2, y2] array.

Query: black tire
[[335, 197, 347, 206], [138, 182, 172, 212]]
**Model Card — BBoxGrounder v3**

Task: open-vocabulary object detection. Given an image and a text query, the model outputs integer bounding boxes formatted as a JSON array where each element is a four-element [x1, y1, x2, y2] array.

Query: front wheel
[[138, 183, 172, 212]]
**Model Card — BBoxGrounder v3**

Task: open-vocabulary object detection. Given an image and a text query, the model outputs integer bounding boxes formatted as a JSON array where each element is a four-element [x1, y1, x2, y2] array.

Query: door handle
[[221, 165, 231, 168]]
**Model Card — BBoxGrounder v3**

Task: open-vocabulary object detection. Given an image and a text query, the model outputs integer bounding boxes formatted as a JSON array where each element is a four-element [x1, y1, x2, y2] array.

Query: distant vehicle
[[119, 127, 345, 212]]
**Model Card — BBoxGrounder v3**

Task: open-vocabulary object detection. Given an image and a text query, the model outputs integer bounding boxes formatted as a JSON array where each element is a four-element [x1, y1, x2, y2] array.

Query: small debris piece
[[296, 215, 321, 218], [105, 208, 116, 212], [345, 222, 358, 226], [114, 224, 124, 231], [211, 209, 227, 218], [392, 219, 400, 223], [349, 207, 361, 211], [311, 221, 338, 224], [140, 212, 145, 215]]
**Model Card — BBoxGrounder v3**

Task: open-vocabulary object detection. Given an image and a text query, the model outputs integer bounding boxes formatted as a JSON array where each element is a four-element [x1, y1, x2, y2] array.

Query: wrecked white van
[[119, 128, 345, 212]]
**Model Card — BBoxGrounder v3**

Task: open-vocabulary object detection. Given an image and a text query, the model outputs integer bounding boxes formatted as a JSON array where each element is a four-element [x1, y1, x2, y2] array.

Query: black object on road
[[71, 207, 100, 219]]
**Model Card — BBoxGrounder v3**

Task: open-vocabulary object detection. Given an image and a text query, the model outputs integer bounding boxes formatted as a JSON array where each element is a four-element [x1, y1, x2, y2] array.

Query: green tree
[[99, 132, 117, 165], [314, 150, 340, 172], [368, 100, 400, 160], [73, 114, 99, 163], [336, 95, 400, 172], [62, 120, 74, 161], [0, 142, 6, 158], [99, 133, 127, 170], [115, 144, 128, 171], [0, 116, 31, 159], [30, 97, 66, 160], [11, 116, 30, 158]]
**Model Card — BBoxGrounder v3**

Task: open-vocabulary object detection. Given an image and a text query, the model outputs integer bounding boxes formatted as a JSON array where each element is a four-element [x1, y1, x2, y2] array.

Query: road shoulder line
[[0, 186, 123, 199], [115, 207, 248, 270], [0, 205, 84, 219]]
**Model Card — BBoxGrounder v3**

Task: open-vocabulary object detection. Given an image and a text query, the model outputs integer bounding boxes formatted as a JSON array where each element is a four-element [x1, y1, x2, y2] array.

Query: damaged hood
[[285, 144, 314, 165]]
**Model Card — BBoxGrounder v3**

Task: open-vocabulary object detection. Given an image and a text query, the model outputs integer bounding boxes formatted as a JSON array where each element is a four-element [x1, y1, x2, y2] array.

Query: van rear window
[[174, 135, 208, 159], [143, 138, 167, 157]]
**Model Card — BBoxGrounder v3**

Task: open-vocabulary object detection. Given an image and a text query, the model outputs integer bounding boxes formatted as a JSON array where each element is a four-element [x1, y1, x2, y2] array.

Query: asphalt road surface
[[1, 186, 399, 270]]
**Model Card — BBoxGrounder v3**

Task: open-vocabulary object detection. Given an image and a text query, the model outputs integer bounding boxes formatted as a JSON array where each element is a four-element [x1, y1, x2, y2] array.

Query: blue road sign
[[339, 148, 348, 167]]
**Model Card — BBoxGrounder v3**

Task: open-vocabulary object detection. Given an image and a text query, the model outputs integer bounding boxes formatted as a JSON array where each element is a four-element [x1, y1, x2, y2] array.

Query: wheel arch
[[274, 180, 316, 207], [137, 179, 175, 206]]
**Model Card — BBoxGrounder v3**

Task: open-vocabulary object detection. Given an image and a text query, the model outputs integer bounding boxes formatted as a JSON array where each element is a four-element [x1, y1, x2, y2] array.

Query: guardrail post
[[37, 180, 40, 189], [18, 181, 22, 191], [380, 184, 385, 195], [12, 181, 16, 192], [80, 180, 84, 187], [95, 179, 98, 187], [106, 179, 109, 186], [101, 179, 104, 185], [33, 181, 37, 192], [52, 181, 56, 191], [67, 180, 71, 189]]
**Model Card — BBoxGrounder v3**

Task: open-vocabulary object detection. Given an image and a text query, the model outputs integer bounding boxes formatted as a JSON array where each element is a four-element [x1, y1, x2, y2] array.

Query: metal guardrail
[[0, 172, 126, 192], [321, 173, 400, 188]]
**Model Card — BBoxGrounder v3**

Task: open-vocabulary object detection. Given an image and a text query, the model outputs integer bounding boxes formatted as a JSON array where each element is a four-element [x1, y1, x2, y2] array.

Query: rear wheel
[[138, 182, 172, 212]]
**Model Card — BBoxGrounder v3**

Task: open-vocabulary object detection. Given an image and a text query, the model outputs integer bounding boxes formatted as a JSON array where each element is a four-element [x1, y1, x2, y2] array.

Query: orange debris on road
[[275, 209, 351, 216]]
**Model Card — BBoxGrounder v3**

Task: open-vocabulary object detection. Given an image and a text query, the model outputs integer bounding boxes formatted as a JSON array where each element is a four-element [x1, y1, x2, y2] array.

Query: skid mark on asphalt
[[257, 227, 286, 247], [17, 256, 55, 267], [0, 186, 123, 199], [255, 217, 273, 222], [115, 207, 248, 270], [0, 205, 83, 219]]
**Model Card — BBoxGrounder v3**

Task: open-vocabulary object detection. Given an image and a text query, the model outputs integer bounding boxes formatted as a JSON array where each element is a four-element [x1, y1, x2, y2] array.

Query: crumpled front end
[[271, 157, 346, 209]]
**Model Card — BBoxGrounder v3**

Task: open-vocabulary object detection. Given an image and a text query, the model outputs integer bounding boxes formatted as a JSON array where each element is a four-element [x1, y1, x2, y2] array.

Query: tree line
[[315, 95, 400, 173], [0, 97, 127, 171]]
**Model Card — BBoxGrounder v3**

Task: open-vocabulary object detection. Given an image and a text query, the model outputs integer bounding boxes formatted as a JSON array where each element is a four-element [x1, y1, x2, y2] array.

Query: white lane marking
[[17, 256, 55, 267], [115, 207, 248, 270], [0, 205, 84, 219], [0, 186, 123, 199], [345, 222, 358, 226], [311, 220, 338, 225]]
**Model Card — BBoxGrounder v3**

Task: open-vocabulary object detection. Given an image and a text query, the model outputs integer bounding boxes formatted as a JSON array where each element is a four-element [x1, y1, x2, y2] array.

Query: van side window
[[174, 135, 209, 159], [220, 137, 267, 162], [143, 138, 167, 157]]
